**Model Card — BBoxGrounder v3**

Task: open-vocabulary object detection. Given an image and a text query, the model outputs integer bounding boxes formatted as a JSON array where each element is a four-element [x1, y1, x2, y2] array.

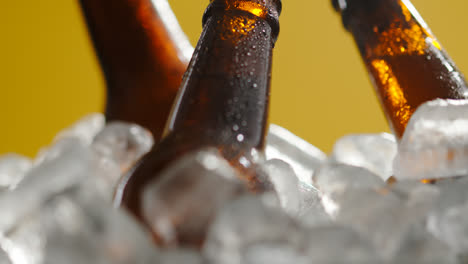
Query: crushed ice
[[2, 99, 468, 263]]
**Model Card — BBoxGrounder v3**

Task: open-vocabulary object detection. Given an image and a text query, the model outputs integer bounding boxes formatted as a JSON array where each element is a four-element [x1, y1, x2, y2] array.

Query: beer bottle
[[333, 0, 468, 137], [78, 0, 193, 140], [116, 0, 281, 245]]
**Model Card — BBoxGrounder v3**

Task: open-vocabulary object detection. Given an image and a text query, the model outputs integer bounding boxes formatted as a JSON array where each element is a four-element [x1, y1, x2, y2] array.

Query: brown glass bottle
[[78, 0, 193, 140], [333, 0, 468, 137], [115, 0, 281, 245]]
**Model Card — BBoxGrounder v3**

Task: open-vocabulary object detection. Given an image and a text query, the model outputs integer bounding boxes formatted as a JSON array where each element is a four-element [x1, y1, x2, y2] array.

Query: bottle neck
[[79, 0, 193, 139], [339, 0, 449, 60], [202, 0, 281, 44], [340, 0, 424, 56], [164, 0, 280, 154], [337, 0, 468, 137], [80, 0, 192, 86], [336, 0, 387, 32], [151, 0, 194, 62]]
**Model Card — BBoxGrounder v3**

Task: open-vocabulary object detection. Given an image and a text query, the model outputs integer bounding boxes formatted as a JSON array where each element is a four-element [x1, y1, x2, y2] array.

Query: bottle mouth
[[202, 0, 281, 42], [203, 0, 282, 19]]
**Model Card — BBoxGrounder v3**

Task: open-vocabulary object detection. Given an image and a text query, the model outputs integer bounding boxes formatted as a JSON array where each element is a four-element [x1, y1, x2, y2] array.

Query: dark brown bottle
[[115, 0, 281, 246], [333, 0, 468, 137], [78, 0, 193, 141]]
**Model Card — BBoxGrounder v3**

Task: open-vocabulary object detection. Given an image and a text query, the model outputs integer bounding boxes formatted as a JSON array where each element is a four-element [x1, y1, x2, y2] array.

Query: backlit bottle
[[116, 0, 282, 246], [79, 0, 193, 140], [333, 0, 468, 137]]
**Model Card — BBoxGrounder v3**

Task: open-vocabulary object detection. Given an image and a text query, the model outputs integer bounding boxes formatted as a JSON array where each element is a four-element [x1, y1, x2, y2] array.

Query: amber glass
[[78, 0, 192, 140], [333, 0, 468, 137], [115, 0, 281, 245]]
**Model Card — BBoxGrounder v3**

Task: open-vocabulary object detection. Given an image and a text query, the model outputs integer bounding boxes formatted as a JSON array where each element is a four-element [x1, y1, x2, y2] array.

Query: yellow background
[[1, 0, 466, 157]]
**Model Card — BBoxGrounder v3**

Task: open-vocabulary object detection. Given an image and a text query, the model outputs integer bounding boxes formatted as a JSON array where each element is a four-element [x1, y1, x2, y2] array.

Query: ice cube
[[92, 122, 153, 172], [0, 154, 32, 191], [394, 99, 468, 180], [427, 178, 468, 254], [204, 195, 302, 264], [312, 163, 384, 196], [296, 204, 331, 229], [391, 227, 457, 264], [390, 180, 432, 199], [261, 159, 301, 215], [404, 184, 440, 217], [332, 188, 434, 260], [18, 139, 93, 195], [34, 136, 92, 166], [298, 180, 326, 212], [242, 243, 309, 264], [304, 225, 381, 263], [0, 213, 44, 264], [159, 249, 204, 264], [266, 124, 326, 185], [387, 181, 440, 223], [260, 159, 322, 218], [58, 195, 158, 264], [427, 203, 468, 257], [0, 139, 93, 233], [330, 133, 397, 181], [86, 155, 122, 202], [0, 251, 10, 264], [141, 148, 248, 247], [292, 178, 329, 227], [1, 192, 158, 264], [432, 177, 468, 208], [203, 195, 301, 264], [89, 122, 154, 201], [54, 113, 105, 146], [236, 224, 381, 264]]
